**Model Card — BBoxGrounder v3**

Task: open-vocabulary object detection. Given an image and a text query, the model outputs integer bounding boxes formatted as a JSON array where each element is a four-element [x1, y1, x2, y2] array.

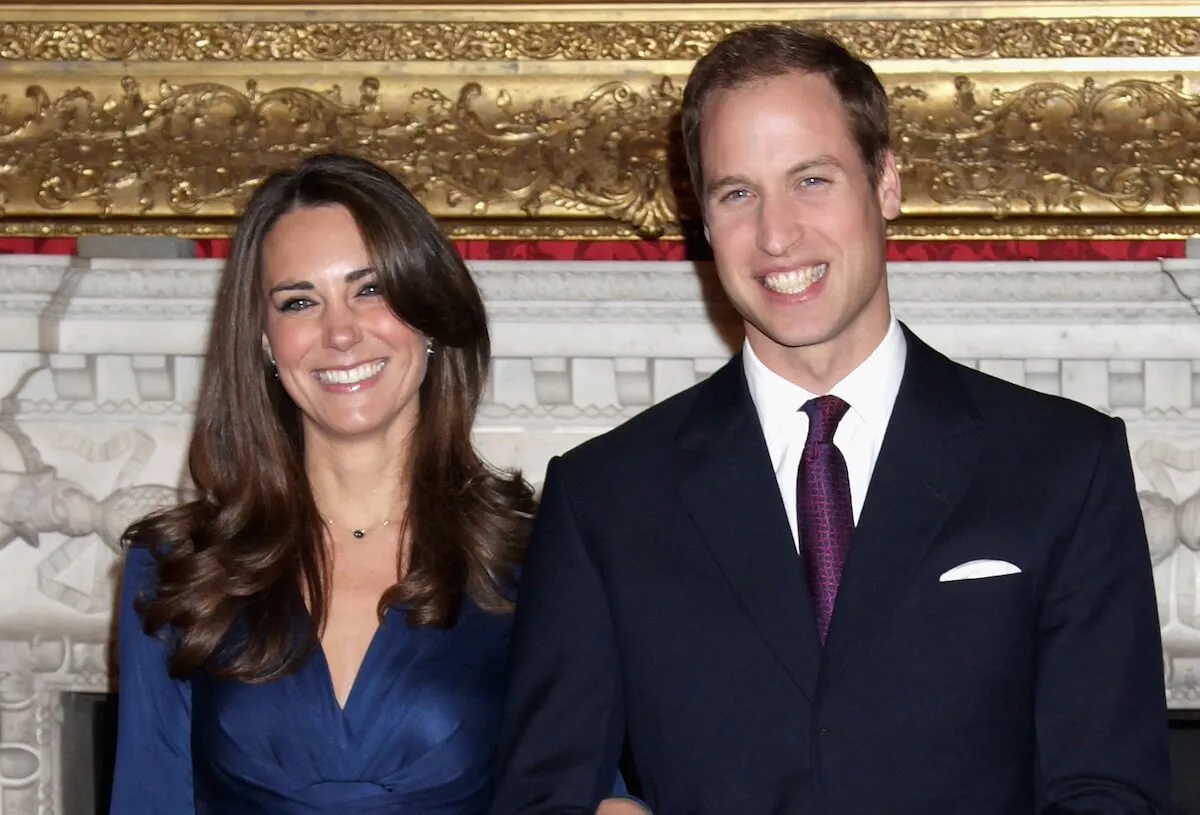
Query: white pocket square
[[938, 559, 1022, 582]]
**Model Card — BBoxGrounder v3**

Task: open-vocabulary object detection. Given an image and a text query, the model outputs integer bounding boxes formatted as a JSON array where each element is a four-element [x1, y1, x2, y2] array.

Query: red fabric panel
[[0, 237, 79, 255], [884, 240, 1185, 262], [0, 238, 1186, 262]]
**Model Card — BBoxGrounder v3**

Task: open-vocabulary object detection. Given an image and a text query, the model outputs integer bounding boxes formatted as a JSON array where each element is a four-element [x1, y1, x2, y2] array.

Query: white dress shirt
[[743, 315, 908, 550]]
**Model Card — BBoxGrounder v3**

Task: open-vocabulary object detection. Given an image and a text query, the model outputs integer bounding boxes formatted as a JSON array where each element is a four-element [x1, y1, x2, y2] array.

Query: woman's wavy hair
[[124, 152, 534, 681]]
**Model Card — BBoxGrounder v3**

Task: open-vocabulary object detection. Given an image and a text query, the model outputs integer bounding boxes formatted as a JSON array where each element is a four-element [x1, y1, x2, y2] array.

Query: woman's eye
[[279, 297, 313, 312]]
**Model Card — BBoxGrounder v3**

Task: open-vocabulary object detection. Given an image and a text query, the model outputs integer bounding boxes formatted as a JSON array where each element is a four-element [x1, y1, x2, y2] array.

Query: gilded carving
[[2, 20, 1200, 62], [2, 70, 1198, 238], [2, 2, 1199, 239], [892, 74, 1200, 218], [0, 75, 681, 233]]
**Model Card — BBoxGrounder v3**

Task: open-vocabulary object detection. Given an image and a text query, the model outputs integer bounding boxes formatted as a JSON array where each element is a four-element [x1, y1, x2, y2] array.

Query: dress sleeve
[[606, 773, 651, 811], [108, 545, 195, 814]]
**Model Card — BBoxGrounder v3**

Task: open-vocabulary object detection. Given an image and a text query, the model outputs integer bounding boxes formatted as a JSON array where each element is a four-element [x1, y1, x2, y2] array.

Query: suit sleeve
[[109, 546, 195, 814], [490, 456, 628, 815], [1036, 417, 1171, 814]]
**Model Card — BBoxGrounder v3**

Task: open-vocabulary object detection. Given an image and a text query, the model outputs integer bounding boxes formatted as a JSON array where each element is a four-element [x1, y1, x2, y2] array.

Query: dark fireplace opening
[[1171, 711, 1200, 815], [61, 692, 118, 815], [60, 693, 1200, 813]]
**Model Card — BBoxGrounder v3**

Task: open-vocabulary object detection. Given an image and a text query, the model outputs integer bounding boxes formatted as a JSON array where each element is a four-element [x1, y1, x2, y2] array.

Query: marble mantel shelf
[[3, 256, 1200, 354], [1, 253, 1199, 814]]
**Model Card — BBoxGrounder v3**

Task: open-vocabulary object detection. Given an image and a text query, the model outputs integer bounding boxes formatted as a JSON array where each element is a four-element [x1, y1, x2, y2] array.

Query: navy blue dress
[[110, 546, 620, 813]]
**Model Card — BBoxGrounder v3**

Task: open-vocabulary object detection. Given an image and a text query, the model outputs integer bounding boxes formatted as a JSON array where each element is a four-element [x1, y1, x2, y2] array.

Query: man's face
[[700, 71, 901, 381]]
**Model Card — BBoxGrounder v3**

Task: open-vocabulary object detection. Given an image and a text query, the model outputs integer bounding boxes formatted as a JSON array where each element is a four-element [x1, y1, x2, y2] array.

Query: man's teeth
[[316, 360, 386, 385], [762, 264, 828, 295]]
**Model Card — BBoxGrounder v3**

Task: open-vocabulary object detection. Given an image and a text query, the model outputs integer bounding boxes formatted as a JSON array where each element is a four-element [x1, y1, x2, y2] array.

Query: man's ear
[[876, 149, 902, 221]]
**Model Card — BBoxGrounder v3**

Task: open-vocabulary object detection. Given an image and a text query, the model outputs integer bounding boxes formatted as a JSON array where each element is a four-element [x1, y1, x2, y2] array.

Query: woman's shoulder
[[122, 541, 158, 582], [120, 536, 187, 602], [119, 542, 174, 618]]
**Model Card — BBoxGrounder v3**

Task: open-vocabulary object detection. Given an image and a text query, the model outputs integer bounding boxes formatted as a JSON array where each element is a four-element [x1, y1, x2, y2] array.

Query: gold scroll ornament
[[1, 3, 1198, 240]]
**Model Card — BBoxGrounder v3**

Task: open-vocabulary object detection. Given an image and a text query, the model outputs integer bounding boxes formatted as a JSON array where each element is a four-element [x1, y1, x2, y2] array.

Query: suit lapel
[[677, 357, 822, 701], [821, 327, 983, 682]]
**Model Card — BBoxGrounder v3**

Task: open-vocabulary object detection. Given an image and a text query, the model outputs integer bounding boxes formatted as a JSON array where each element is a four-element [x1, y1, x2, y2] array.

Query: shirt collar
[[743, 314, 907, 440]]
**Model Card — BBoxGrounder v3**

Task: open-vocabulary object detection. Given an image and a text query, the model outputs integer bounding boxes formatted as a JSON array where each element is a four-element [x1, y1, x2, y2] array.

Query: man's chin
[[748, 324, 839, 353]]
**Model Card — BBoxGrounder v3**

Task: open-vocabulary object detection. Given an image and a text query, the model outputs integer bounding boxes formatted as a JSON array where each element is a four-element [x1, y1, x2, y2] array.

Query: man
[[491, 25, 1170, 815]]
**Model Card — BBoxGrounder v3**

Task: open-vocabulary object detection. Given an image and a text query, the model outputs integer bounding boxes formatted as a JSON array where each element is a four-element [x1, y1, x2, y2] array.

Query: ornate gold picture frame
[[1, 1, 1198, 240]]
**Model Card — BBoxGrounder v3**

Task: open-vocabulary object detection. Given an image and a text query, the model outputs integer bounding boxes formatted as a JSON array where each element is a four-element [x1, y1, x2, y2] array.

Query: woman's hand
[[596, 799, 651, 815]]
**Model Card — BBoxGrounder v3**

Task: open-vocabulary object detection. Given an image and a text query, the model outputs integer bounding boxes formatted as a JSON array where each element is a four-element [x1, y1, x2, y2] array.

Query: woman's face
[[259, 204, 429, 448]]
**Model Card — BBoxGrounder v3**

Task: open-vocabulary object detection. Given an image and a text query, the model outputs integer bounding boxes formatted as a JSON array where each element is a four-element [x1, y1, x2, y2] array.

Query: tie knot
[[801, 395, 850, 445]]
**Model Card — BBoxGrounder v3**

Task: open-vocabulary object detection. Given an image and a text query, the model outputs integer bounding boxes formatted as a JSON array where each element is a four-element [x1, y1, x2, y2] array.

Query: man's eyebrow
[[705, 174, 751, 197], [704, 156, 845, 198], [786, 156, 843, 177]]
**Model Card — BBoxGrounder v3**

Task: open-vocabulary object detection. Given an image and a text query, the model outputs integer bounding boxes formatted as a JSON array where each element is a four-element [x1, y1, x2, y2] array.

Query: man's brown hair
[[681, 25, 891, 206]]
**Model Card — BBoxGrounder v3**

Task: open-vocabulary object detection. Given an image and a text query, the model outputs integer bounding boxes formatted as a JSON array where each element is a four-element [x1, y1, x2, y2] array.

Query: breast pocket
[[919, 571, 1031, 616]]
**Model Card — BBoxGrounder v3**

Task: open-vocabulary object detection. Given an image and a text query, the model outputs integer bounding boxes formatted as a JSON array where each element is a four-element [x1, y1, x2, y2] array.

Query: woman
[[110, 153, 645, 814]]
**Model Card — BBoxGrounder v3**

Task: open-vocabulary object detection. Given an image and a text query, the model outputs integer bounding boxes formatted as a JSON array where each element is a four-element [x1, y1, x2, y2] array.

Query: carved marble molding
[[4, 255, 1200, 419], [1, 2, 1200, 240], [3, 253, 1200, 814], [3, 254, 1199, 332]]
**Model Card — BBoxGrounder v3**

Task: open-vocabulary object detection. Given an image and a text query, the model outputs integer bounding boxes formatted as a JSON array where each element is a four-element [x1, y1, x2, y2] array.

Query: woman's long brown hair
[[124, 153, 534, 681]]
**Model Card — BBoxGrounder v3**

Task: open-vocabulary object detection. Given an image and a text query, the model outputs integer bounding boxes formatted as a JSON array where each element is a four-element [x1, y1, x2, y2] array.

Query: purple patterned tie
[[798, 395, 854, 645]]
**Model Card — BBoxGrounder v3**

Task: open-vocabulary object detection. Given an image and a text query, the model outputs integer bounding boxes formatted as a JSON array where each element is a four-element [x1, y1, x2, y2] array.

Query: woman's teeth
[[315, 360, 386, 385]]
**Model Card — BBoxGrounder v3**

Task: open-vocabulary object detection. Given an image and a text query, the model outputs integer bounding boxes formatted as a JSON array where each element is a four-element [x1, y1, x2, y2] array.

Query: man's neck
[[747, 315, 892, 395]]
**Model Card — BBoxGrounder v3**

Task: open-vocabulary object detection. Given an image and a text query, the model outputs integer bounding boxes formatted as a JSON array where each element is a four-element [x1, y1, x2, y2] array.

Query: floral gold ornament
[[2, 19, 1200, 62], [891, 74, 1200, 218], [1, 2, 1198, 240]]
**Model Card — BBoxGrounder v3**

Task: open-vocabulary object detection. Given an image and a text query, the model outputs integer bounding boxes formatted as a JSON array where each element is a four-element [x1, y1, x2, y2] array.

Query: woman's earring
[[426, 339, 435, 358]]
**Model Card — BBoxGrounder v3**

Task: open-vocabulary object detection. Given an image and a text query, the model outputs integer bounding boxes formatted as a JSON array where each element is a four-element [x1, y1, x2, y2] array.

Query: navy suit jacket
[[491, 327, 1170, 815]]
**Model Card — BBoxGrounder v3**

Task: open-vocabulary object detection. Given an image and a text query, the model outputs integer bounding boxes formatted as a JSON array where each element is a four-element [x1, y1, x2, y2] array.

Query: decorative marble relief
[[1, 254, 1199, 812]]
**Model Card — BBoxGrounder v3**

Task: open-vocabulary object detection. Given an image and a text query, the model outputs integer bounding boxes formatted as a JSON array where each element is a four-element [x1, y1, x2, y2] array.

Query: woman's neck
[[303, 430, 412, 534]]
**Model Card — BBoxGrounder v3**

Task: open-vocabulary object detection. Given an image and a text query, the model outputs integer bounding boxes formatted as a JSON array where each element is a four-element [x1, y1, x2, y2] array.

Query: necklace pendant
[[352, 529, 365, 539]]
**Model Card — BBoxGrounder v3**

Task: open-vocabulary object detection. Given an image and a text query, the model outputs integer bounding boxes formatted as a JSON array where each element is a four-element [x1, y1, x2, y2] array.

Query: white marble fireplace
[[2, 252, 1200, 813]]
